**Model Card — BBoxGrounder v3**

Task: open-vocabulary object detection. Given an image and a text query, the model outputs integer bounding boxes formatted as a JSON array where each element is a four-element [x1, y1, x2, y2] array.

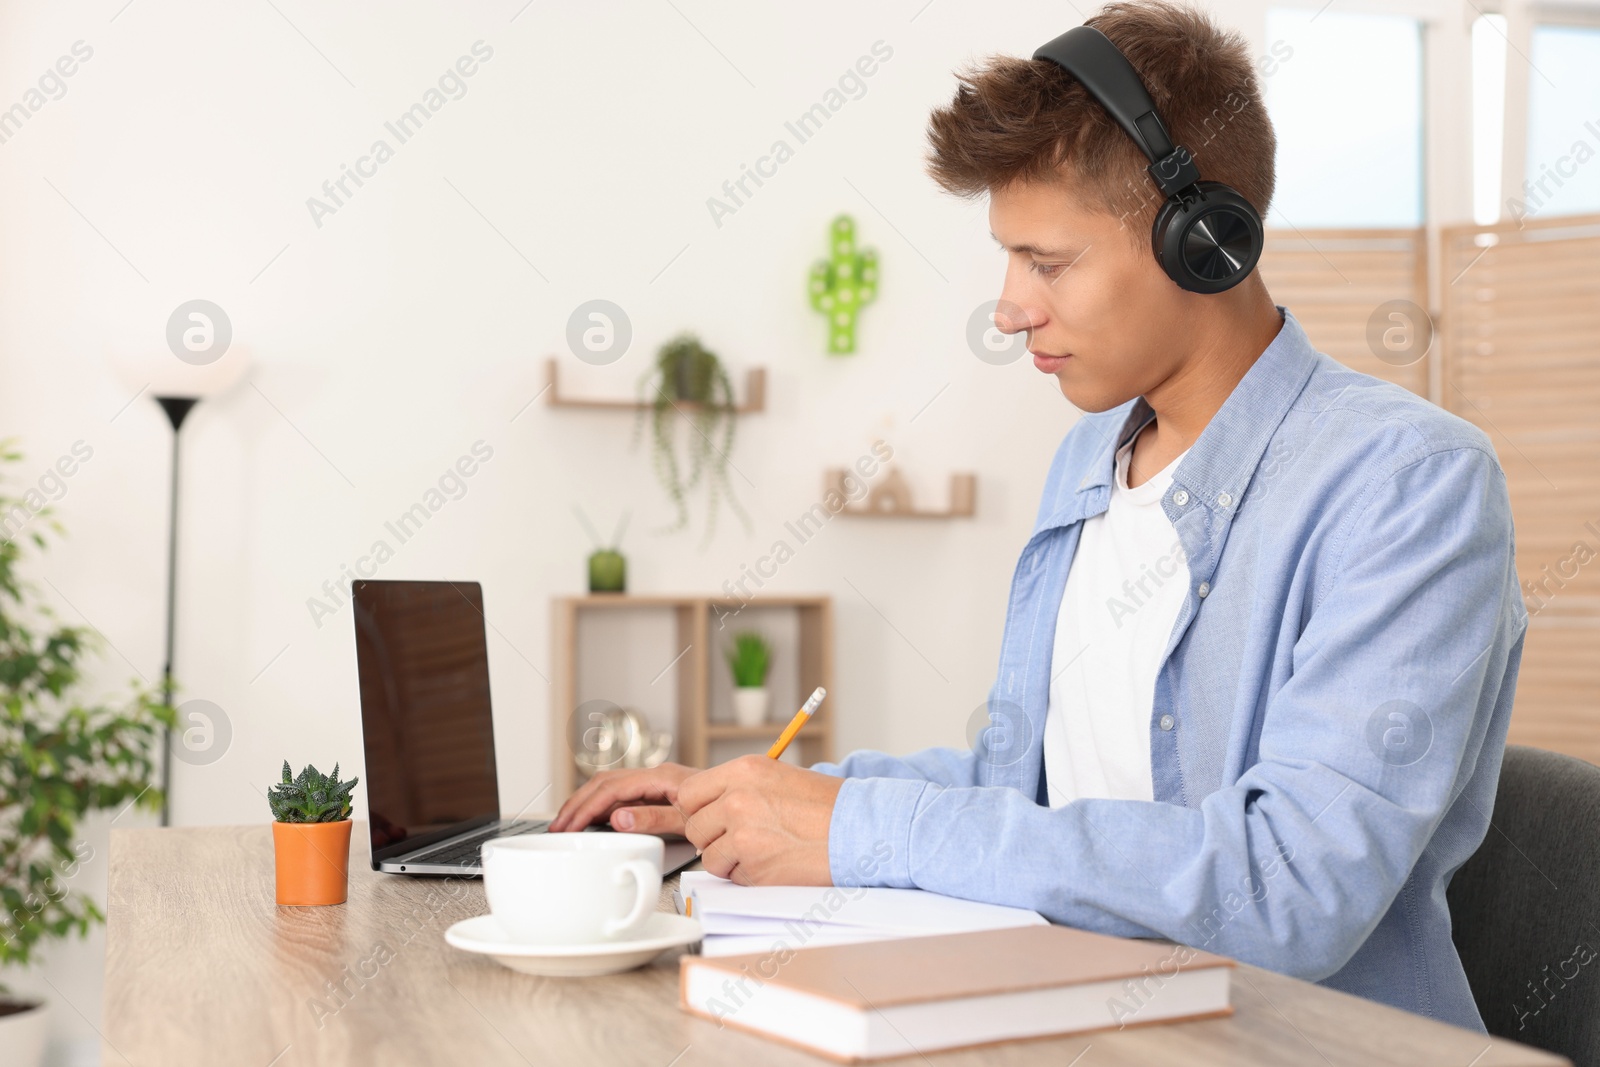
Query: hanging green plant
[[634, 333, 751, 546], [808, 214, 879, 355]]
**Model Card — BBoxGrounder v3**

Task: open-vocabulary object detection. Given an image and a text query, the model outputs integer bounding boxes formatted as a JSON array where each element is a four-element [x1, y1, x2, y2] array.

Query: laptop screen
[[353, 580, 501, 862]]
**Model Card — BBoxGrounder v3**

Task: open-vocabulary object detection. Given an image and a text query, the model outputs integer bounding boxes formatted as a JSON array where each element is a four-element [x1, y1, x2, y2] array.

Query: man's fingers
[[551, 774, 608, 830], [551, 778, 615, 831], [700, 831, 742, 883], [677, 764, 733, 818], [682, 800, 732, 858], [609, 804, 686, 837], [560, 791, 636, 832], [552, 769, 638, 830], [554, 772, 672, 832], [699, 851, 736, 879]]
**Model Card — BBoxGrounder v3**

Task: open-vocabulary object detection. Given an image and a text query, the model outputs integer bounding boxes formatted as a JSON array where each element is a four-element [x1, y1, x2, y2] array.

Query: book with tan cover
[[679, 924, 1233, 1062]]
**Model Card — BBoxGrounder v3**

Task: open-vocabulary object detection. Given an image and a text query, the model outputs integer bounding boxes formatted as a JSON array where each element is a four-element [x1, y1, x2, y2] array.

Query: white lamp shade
[[107, 344, 252, 400]]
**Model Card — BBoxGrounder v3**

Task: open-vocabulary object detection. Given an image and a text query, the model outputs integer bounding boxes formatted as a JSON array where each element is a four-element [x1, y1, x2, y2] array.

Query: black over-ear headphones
[[1033, 26, 1263, 294]]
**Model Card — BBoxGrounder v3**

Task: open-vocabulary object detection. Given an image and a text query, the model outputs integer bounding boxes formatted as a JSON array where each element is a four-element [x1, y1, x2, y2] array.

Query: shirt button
[[1217, 492, 1233, 508], [1172, 489, 1190, 507], [1197, 581, 1211, 598], [1159, 714, 1175, 731]]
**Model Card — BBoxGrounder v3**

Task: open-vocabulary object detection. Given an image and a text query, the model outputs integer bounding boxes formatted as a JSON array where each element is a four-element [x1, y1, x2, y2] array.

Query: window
[[1263, 8, 1424, 228], [1521, 23, 1600, 220], [1472, 14, 1508, 225]]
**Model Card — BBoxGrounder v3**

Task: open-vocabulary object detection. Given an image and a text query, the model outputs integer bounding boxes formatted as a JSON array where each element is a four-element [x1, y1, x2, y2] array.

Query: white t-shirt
[[1042, 436, 1189, 807]]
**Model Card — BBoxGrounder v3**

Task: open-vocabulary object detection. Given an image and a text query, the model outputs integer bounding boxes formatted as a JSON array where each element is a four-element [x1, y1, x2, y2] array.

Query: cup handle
[[602, 859, 658, 938]]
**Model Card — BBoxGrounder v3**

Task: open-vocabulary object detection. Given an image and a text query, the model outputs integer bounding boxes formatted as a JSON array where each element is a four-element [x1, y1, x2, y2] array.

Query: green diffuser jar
[[588, 548, 626, 593]]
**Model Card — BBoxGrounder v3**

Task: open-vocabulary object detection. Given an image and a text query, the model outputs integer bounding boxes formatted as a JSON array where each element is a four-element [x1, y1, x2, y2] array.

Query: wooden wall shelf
[[824, 468, 976, 519], [551, 594, 833, 800], [544, 358, 767, 414], [705, 723, 786, 740]]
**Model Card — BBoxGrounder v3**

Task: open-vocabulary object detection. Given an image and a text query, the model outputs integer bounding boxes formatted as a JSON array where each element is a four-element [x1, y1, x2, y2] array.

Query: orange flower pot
[[272, 819, 352, 906]]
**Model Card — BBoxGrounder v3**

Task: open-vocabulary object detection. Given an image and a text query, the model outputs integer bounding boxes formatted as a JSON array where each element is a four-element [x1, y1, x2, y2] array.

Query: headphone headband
[[1032, 26, 1199, 197]]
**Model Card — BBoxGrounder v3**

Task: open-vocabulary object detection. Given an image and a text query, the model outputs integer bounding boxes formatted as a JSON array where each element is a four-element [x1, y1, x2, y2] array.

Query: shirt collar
[[1035, 306, 1318, 535]]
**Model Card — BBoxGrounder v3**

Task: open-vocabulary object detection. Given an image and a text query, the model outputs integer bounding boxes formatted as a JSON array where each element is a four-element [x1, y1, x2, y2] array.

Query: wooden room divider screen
[[1440, 214, 1600, 765], [1260, 214, 1600, 766]]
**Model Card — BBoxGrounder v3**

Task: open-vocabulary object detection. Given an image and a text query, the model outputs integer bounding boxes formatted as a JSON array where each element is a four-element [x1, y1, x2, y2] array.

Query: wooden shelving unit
[[543, 358, 767, 413], [551, 594, 833, 800]]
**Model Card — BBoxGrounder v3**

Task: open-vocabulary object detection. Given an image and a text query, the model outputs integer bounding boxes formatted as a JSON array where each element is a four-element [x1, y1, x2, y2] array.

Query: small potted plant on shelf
[[268, 761, 359, 906], [726, 632, 772, 727]]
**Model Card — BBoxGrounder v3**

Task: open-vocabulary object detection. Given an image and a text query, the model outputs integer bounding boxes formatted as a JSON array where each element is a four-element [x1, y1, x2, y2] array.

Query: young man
[[552, 1, 1524, 1033]]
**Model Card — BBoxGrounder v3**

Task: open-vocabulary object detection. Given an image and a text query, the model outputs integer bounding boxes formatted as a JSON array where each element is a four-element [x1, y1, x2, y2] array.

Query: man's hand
[[676, 755, 843, 886], [549, 763, 696, 836]]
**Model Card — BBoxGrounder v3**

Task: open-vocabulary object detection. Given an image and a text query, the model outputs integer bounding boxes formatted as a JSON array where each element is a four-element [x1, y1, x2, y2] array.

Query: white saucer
[[445, 912, 703, 977]]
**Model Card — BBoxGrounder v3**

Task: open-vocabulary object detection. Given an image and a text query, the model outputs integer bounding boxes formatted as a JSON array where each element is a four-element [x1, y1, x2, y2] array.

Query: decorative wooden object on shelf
[[551, 595, 833, 799], [824, 467, 976, 518], [543, 357, 767, 413]]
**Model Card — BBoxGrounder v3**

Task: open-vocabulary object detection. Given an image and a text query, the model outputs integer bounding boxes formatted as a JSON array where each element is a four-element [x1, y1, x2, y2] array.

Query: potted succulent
[[267, 762, 358, 906], [726, 632, 772, 727], [634, 333, 751, 547], [1, 442, 170, 1067]]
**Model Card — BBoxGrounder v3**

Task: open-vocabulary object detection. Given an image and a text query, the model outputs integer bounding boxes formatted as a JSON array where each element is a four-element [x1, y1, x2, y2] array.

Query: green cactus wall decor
[[808, 214, 878, 355]]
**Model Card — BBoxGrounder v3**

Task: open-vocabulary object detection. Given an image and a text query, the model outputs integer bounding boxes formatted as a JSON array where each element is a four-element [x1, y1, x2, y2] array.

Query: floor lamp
[[115, 337, 249, 828], [155, 395, 198, 827]]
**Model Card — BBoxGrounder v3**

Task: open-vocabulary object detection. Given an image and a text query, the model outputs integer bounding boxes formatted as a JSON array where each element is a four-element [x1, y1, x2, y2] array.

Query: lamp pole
[[155, 395, 198, 828]]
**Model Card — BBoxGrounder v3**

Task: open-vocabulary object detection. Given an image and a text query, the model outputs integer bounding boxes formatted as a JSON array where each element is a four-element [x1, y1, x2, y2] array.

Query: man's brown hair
[[926, 1, 1276, 238]]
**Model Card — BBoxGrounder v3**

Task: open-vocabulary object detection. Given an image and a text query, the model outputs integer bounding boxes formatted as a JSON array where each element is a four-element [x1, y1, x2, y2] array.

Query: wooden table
[[104, 824, 1568, 1067]]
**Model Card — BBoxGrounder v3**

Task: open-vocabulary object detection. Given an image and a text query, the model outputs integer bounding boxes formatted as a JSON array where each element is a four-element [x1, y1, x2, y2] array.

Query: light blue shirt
[[812, 307, 1525, 1032]]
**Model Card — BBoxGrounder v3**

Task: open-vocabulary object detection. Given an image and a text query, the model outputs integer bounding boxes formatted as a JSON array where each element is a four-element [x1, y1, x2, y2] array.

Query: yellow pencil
[[766, 687, 827, 759]]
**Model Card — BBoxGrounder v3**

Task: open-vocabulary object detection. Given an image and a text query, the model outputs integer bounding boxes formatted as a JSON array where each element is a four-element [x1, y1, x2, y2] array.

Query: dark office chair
[[1448, 744, 1600, 1067]]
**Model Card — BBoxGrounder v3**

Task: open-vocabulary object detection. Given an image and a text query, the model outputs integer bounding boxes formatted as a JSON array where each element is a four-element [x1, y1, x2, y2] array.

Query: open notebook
[[673, 870, 1047, 956]]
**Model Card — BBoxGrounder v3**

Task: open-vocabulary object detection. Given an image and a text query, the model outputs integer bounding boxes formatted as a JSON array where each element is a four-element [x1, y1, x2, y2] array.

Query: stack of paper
[[674, 870, 1047, 957]]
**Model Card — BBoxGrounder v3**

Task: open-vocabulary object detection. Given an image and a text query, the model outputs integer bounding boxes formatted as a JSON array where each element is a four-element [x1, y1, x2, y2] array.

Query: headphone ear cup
[[1150, 182, 1264, 294]]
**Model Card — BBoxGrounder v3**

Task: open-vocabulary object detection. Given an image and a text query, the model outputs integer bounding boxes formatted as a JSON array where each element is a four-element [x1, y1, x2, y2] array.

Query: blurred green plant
[[0, 440, 171, 994], [266, 761, 358, 823], [634, 333, 751, 547], [725, 631, 771, 688]]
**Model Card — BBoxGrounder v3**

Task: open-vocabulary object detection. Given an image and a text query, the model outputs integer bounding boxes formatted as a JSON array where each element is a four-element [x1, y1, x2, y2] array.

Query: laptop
[[353, 579, 698, 876]]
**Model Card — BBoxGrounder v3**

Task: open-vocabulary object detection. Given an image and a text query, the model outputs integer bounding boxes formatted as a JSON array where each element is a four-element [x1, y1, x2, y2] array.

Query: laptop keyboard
[[414, 819, 548, 867]]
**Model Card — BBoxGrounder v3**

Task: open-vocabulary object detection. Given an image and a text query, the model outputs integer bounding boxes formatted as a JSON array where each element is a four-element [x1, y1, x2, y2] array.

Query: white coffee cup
[[481, 833, 663, 946]]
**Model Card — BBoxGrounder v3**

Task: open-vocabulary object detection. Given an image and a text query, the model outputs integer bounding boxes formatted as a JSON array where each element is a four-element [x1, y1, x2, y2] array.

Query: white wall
[[0, 1, 1297, 1061]]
